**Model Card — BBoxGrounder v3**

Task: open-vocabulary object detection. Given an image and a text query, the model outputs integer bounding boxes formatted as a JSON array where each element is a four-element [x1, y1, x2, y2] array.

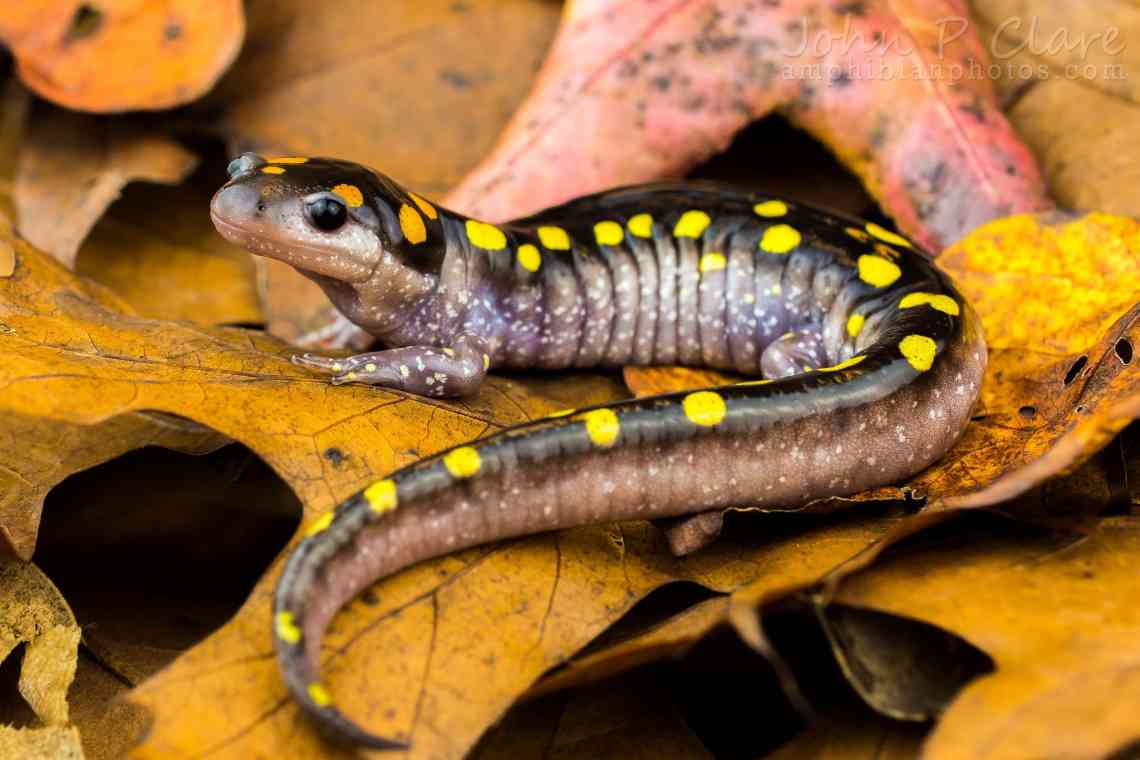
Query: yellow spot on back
[[266, 156, 308, 164], [443, 446, 481, 478], [674, 210, 711, 238], [364, 479, 398, 515], [820, 355, 866, 372], [627, 213, 654, 238], [699, 252, 727, 273], [847, 313, 865, 338], [538, 226, 571, 250], [275, 611, 301, 644], [331, 183, 363, 208], [305, 511, 334, 538], [517, 244, 542, 272], [753, 200, 788, 217], [899, 334, 937, 371], [683, 390, 727, 426], [899, 292, 960, 316], [409, 192, 438, 219], [399, 204, 427, 244], [261, 166, 285, 174], [594, 220, 624, 246], [759, 224, 801, 254], [466, 220, 507, 250], [580, 408, 620, 447], [308, 683, 333, 707], [482, 353, 490, 370], [866, 222, 912, 248], [857, 254, 902, 288], [845, 226, 870, 242], [547, 408, 576, 418]]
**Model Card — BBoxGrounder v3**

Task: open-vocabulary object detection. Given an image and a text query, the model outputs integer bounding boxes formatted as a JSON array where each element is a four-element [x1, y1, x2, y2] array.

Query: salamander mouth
[[210, 213, 377, 284]]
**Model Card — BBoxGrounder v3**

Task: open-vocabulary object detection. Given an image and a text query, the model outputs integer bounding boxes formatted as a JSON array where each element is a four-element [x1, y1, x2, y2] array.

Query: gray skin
[[210, 154, 986, 750]]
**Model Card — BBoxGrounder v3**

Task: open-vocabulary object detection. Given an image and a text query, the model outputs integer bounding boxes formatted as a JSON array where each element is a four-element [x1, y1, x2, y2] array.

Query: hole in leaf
[[1018, 405, 1036, 419], [36, 444, 300, 684], [1064, 355, 1088, 386], [64, 4, 103, 43], [1115, 338, 1133, 366]]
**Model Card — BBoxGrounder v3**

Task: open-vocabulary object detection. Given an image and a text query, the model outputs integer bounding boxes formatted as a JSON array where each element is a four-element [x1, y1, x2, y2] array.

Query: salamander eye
[[305, 196, 348, 232]]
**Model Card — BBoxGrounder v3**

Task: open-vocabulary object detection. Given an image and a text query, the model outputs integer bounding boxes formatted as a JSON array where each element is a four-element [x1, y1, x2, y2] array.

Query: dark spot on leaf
[[970, 414, 987, 422], [164, 20, 182, 41], [440, 70, 472, 89], [1018, 405, 1036, 419], [1076, 405, 1087, 414], [1115, 338, 1133, 365], [64, 5, 103, 44], [323, 447, 347, 467], [360, 590, 380, 606], [1064, 355, 1088, 385]]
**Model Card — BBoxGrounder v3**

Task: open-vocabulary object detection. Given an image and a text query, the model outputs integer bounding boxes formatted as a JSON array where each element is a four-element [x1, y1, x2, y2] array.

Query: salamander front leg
[[293, 333, 491, 397]]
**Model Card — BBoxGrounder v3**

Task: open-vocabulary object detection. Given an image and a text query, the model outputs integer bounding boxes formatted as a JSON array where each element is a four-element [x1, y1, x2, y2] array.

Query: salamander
[[210, 152, 986, 749]]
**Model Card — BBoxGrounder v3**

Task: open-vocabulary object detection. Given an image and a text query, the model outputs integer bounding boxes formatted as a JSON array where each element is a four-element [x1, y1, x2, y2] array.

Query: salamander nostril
[[226, 152, 266, 179]]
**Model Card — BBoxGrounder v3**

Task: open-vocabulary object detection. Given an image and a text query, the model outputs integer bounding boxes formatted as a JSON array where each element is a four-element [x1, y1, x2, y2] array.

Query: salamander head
[[210, 153, 442, 284]]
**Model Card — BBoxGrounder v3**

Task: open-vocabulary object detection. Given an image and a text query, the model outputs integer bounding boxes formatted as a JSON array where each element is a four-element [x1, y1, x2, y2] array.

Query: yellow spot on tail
[[538, 226, 571, 250], [845, 226, 870, 242], [736, 379, 774, 386], [266, 156, 308, 164], [594, 220, 624, 246], [753, 200, 788, 217], [673, 210, 711, 238], [683, 391, 727, 426], [627, 213, 654, 238], [866, 222, 912, 248], [331, 183, 364, 208], [820, 355, 866, 372], [409, 192, 438, 219], [759, 224, 801, 254], [699, 252, 727, 273], [580, 408, 620, 447], [466, 220, 507, 250], [308, 683, 333, 707], [899, 335, 937, 371], [547, 408, 575, 418], [444, 446, 481, 478], [364, 479, 398, 515], [399, 204, 427, 244], [275, 611, 301, 644], [482, 353, 490, 370], [517, 244, 542, 272], [899, 292, 960, 316], [305, 511, 334, 538], [261, 166, 285, 174], [847, 313, 865, 338], [857, 254, 902, 288]]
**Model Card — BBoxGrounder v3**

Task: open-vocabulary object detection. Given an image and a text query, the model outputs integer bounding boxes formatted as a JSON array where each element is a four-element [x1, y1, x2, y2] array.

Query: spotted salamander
[[211, 153, 986, 749]]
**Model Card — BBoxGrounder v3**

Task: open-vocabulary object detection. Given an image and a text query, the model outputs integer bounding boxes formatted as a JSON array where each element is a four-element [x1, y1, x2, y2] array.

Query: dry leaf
[[477, 677, 713, 760], [764, 706, 927, 760], [215, 0, 558, 196], [446, 0, 1053, 251], [73, 158, 262, 326], [15, 105, 197, 267], [0, 724, 84, 760], [0, 0, 244, 112], [831, 517, 1140, 759], [0, 557, 80, 725]]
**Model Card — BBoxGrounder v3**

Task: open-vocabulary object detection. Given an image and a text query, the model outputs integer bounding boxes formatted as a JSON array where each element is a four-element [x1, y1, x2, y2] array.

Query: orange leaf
[[0, 0, 244, 112]]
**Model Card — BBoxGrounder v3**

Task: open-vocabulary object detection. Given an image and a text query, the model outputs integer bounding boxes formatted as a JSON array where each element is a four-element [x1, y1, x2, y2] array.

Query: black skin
[[210, 154, 986, 749]]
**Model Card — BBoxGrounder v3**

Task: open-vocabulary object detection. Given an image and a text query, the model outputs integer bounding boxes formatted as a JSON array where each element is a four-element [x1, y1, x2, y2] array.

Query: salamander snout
[[210, 182, 263, 230]]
